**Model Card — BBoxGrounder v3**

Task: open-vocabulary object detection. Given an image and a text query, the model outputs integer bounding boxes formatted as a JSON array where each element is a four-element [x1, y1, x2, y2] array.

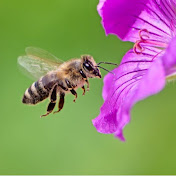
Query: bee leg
[[53, 92, 65, 114], [40, 85, 57, 118], [58, 83, 68, 91], [70, 89, 77, 102], [79, 69, 89, 91], [40, 102, 56, 118], [81, 86, 85, 95], [85, 79, 89, 91], [65, 79, 77, 102]]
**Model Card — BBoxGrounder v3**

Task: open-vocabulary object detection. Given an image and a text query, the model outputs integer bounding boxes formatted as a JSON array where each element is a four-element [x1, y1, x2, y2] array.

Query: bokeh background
[[1, 0, 176, 175]]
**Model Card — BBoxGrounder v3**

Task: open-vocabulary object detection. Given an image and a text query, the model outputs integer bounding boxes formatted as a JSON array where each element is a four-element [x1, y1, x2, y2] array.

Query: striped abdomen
[[22, 73, 58, 105]]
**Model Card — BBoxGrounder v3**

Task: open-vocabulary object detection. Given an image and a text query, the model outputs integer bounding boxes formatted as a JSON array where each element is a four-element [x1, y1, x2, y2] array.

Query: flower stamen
[[133, 29, 168, 55], [139, 29, 149, 40], [133, 29, 150, 54], [133, 40, 145, 54]]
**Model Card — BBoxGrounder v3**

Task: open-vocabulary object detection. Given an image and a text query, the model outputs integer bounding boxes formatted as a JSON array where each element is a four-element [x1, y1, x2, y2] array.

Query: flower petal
[[162, 36, 176, 68], [97, 0, 106, 16], [162, 35, 176, 76], [102, 70, 115, 100], [98, 0, 173, 43], [93, 47, 166, 141]]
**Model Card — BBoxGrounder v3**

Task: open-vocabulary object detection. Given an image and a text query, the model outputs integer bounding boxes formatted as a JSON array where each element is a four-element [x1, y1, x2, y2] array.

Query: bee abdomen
[[22, 79, 49, 105]]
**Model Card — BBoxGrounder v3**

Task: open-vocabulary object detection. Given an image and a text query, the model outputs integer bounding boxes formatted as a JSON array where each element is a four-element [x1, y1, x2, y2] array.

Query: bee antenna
[[97, 61, 118, 66], [96, 65, 115, 75]]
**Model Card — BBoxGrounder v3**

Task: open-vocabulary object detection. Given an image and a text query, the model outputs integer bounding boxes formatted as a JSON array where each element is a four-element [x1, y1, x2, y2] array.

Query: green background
[[1, 0, 176, 175]]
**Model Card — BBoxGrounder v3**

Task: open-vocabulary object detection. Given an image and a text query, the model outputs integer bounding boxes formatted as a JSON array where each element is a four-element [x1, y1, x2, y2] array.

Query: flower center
[[133, 29, 168, 54], [133, 30, 176, 81]]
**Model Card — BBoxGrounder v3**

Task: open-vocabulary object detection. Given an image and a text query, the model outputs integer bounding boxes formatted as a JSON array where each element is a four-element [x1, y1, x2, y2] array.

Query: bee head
[[81, 55, 101, 78]]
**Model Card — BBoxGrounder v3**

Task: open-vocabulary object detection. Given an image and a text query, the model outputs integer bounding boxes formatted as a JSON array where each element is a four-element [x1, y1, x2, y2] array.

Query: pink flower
[[93, 0, 176, 141]]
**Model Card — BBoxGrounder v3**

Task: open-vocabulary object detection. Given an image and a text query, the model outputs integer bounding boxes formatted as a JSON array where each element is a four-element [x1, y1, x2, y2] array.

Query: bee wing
[[25, 47, 64, 63], [18, 47, 64, 80]]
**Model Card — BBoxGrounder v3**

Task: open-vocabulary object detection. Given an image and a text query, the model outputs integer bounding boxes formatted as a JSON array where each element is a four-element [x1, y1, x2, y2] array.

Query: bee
[[18, 47, 102, 117]]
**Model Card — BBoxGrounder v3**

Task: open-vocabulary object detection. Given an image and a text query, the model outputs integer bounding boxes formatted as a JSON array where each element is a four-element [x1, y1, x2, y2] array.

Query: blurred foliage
[[0, 0, 176, 174]]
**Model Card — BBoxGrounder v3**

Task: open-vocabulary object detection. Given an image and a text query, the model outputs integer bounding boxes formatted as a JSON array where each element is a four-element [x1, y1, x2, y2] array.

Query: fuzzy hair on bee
[[18, 47, 102, 117]]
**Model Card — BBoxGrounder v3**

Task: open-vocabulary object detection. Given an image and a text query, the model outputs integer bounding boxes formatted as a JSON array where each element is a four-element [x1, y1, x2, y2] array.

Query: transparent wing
[[18, 47, 64, 80], [25, 47, 64, 62]]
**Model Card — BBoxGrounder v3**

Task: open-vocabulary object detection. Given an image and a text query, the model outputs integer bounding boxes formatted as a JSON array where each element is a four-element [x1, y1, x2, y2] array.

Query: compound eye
[[83, 62, 93, 71]]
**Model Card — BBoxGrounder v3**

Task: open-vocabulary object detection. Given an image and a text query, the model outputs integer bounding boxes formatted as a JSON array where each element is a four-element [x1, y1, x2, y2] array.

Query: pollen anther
[[133, 29, 168, 55], [133, 29, 150, 54]]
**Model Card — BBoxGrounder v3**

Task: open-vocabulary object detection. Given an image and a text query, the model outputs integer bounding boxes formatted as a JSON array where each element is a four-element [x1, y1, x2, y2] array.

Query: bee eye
[[83, 62, 93, 71]]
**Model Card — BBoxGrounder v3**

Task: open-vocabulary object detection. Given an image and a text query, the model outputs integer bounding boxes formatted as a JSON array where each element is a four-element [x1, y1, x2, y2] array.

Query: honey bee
[[18, 47, 102, 117]]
